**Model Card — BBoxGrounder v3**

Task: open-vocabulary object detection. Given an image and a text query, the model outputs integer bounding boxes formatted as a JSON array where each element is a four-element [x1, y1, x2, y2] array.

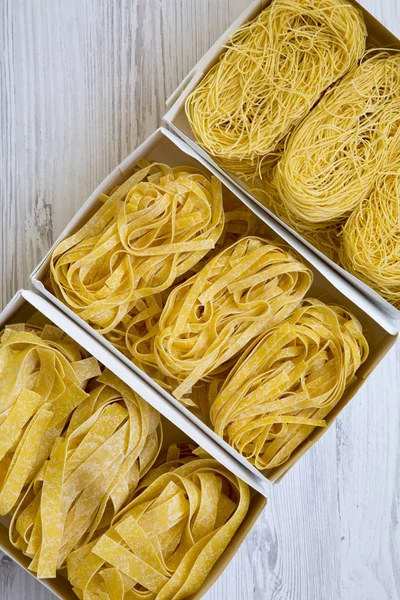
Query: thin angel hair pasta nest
[[50, 161, 224, 334], [210, 299, 369, 471], [340, 128, 400, 308], [154, 236, 313, 401], [275, 52, 400, 227], [67, 444, 250, 600], [252, 182, 343, 263], [185, 0, 366, 179]]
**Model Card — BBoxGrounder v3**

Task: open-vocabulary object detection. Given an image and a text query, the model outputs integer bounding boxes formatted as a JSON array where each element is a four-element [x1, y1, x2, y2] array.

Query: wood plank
[[0, 1, 399, 598]]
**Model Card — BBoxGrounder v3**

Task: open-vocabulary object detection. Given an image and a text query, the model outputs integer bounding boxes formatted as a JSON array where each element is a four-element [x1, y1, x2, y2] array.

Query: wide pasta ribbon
[[0, 317, 101, 515], [154, 236, 312, 400], [50, 162, 224, 334], [9, 369, 162, 578], [210, 299, 369, 470], [67, 445, 250, 600]]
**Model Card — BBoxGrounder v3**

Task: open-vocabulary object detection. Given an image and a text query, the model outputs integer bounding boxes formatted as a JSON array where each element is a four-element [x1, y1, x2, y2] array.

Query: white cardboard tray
[[0, 289, 267, 600], [30, 127, 398, 486], [163, 0, 400, 333]]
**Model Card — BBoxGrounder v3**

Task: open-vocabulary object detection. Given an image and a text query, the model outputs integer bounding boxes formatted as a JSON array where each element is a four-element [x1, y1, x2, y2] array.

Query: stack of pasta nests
[[49, 154, 369, 475], [0, 314, 250, 598], [186, 0, 400, 309]]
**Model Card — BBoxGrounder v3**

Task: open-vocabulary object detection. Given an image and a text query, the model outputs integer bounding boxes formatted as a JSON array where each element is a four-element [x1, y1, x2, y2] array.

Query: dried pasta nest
[[154, 236, 313, 400], [210, 299, 369, 470], [50, 162, 224, 334], [67, 444, 250, 600], [186, 0, 366, 178], [340, 130, 400, 308], [275, 52, 400, 226]]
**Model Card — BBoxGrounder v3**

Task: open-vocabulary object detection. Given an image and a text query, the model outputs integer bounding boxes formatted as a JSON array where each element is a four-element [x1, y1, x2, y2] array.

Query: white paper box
[[30, 127, 398, 486], [163, 0, 400, 332], [0, 289, 267, 600]]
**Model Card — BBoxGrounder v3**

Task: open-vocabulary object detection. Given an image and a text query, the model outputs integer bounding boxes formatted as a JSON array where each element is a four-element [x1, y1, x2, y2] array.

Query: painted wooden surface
[[1, 1, 400, 598]]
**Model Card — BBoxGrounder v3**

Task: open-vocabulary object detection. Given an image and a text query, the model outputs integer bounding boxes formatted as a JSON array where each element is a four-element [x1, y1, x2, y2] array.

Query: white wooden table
[[1, 1, 400, 599]]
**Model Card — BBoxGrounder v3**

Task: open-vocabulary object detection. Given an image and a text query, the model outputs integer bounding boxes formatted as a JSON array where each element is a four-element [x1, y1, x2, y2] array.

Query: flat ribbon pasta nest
[[50, 162, 224, 333], [185, 0, 366, 178], [67, 444, 250, 600], [0, 316, 102, 516], [154, 236, 313, 400], [10, 369, 162, 578], [210, 299, 369, 471]]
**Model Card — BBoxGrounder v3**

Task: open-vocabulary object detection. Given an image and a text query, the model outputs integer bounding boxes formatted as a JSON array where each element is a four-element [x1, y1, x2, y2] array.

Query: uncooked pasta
[[210, 299, 369, 471], [340, 129, 400, 308], [67, 444, 250, 600], [154, 236, 313, 400], [50, 162, 224, 334], [275, 52, 400, 226], [0, 318, 100, 516], [9, 370, 162, 578], [105, 204, 270, 406], [186, 0, 366, 179], [252, 183, 343, 263]]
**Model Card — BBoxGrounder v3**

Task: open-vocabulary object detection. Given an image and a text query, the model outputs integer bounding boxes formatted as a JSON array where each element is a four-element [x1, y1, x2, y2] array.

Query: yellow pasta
[[210, 299, 368, 471], [340, 130, 400, 308], [105, 204, 269, 407], [186, 0, 366, 179], [154, 236, 313, 400], [252, 182, 343, 263], [67, 444, 250, 600], [0, 318, 101, 515], [50, 162, 224, 334], [10, 369, 162, 578], [275, 52, 400, 226], [106, 202, 267, 370]]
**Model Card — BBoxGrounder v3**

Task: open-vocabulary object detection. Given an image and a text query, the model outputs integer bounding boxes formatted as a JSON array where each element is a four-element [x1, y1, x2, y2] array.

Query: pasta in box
[[163, 0, 400, 331], [0, 290, 266, 600], [30, 128, 397, 487]]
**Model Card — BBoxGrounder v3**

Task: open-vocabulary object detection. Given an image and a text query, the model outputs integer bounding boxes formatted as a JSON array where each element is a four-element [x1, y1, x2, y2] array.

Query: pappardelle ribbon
[[67, 444, 250, 600], [9, 369, 162, 578], [0, 317, 101, 516]]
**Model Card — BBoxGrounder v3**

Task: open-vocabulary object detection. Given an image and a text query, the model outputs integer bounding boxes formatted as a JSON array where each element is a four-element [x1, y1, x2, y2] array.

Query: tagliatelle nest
[[210, 299, 369, 471], [104, 205, 270, 402], [154, 236, 313, 401], [50, 162, 224, 334]]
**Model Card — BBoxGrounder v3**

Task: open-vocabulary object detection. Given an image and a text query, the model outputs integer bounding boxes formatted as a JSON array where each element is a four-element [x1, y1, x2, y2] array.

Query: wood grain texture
[[1, 1, 399, 599]]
